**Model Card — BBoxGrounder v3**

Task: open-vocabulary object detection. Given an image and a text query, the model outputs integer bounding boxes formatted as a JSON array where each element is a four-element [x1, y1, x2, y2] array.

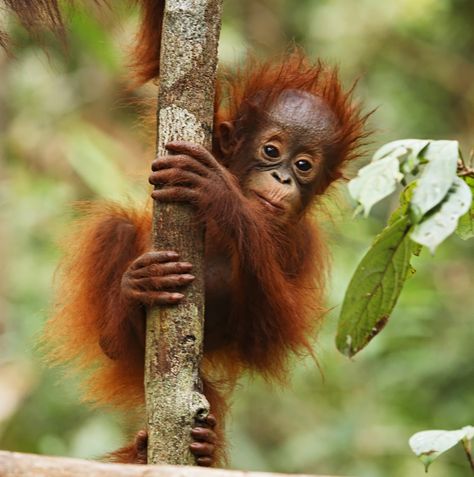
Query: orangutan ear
[[217, 121, 235, 158]]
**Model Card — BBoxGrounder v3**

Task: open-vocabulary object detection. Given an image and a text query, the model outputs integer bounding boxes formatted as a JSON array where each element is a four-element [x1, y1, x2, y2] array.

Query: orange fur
[[43, 202, 151, 409], [130, 0, 165, 84], [43, 55, 366, 465], [214, 51, 370, 188], [3, 2, 368, 465], [1, 0, 165, 84]]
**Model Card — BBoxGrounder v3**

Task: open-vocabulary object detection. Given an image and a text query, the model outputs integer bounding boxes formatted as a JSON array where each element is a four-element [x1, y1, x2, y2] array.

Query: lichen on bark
[[145, 0, 223, 466]]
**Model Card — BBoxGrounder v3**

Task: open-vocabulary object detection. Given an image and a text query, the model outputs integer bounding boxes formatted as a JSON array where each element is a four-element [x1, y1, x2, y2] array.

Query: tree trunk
[[145, 0, 223, 466]]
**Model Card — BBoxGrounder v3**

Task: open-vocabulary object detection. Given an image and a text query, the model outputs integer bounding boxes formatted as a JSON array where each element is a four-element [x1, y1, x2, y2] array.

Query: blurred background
[[0, 1, 473, 476]]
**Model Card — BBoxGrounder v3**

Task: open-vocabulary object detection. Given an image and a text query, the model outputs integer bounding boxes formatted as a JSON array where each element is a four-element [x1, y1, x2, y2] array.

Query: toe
[[190, 441, 215, 457], [191, 427, 216, 444], [196, 456, 213, 467]]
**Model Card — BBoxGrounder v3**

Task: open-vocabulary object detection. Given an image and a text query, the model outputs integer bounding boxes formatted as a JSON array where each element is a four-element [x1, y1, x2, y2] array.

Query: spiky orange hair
[[214, 51, 370, 187], [1, 0, 164, 84]]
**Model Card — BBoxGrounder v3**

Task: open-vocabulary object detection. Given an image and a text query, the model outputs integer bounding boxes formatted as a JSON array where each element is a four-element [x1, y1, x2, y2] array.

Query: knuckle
[[121, 286, 133, 300], [162, 262, 177, 273], [151, 277, 164, 289], [150, 292, 170, 304], [180, 153, 194, 162], [164, 274, 179, 284], [149, 263, 164, 275], [129, 290, 143, 303], [121, 274, 136, 291]]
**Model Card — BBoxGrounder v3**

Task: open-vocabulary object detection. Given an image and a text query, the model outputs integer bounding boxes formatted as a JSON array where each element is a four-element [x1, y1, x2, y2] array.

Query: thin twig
[[462, 439, 474, 474]]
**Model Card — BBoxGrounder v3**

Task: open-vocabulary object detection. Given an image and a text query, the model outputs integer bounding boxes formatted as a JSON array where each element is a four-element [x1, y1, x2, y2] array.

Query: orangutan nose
[[271, 170, 292, 185]]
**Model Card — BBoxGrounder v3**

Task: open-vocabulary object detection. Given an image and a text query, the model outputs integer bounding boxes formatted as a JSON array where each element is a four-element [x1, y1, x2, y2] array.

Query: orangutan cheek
[[244, 173, 303, 218], [244, 173, 271, 195], [243, 172, 282, 203]]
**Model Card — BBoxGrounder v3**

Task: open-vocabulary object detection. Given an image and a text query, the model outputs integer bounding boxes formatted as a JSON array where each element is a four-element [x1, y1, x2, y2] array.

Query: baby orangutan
[[0, 0, 366, 466], [2, 2, 366, 466], [114, 89, 344, 464], [46, 56, 366, 466], [47, 53, 364, 465]]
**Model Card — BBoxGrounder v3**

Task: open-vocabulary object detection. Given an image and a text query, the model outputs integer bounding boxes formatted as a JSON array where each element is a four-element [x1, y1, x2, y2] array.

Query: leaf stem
[[457, 160, 474, 178], [462, 438, 474, 474]]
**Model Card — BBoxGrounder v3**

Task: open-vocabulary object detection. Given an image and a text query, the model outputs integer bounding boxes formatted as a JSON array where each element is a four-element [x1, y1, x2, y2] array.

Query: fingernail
[[173, 293, 184, 299], [183, 274, 195, 280]]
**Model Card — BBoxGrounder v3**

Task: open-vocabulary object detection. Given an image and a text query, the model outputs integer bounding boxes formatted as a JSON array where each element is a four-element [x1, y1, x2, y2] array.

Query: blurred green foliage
[[0, 1, 473, 476]]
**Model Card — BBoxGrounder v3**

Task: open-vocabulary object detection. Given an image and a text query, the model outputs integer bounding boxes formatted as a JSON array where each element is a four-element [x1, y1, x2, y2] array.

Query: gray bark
[[145, 0, 223, 466], [0, 451, 339, 477]]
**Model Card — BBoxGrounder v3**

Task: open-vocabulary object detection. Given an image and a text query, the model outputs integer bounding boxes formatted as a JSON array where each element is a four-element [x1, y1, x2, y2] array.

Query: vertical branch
[[145, 0, 223, 466]]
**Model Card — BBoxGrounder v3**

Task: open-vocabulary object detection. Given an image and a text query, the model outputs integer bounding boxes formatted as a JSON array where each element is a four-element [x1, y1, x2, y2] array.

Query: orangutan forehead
[[265, 90, 339, 139]]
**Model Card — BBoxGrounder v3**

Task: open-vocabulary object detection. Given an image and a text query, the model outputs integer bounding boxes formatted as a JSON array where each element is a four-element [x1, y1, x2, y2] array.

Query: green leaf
[[456, 176, 474, 240], [409, 426, 474, 472], [348, 156, 403, 216], [388, 182, 417, 226], [410, 140, 459, 221], [411, 177, 472, 253], [457, 209, 474, 240], [336, 216, 413, 357]]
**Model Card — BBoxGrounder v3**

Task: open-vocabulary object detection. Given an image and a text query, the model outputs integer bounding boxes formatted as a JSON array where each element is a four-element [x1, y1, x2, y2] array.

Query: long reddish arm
[[44, 203, 151, 408], [210, 194, 326, 377], [151, 142, 327, 377]]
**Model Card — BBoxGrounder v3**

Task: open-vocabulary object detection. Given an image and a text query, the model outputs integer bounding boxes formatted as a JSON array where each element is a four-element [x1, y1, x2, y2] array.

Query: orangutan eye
[[295, 159, 312, 172], [263, 144, 280, 158]]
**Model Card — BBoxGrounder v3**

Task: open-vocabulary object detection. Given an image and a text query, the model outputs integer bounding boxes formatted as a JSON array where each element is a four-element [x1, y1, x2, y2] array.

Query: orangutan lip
[[252, 191, 285, 212]]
